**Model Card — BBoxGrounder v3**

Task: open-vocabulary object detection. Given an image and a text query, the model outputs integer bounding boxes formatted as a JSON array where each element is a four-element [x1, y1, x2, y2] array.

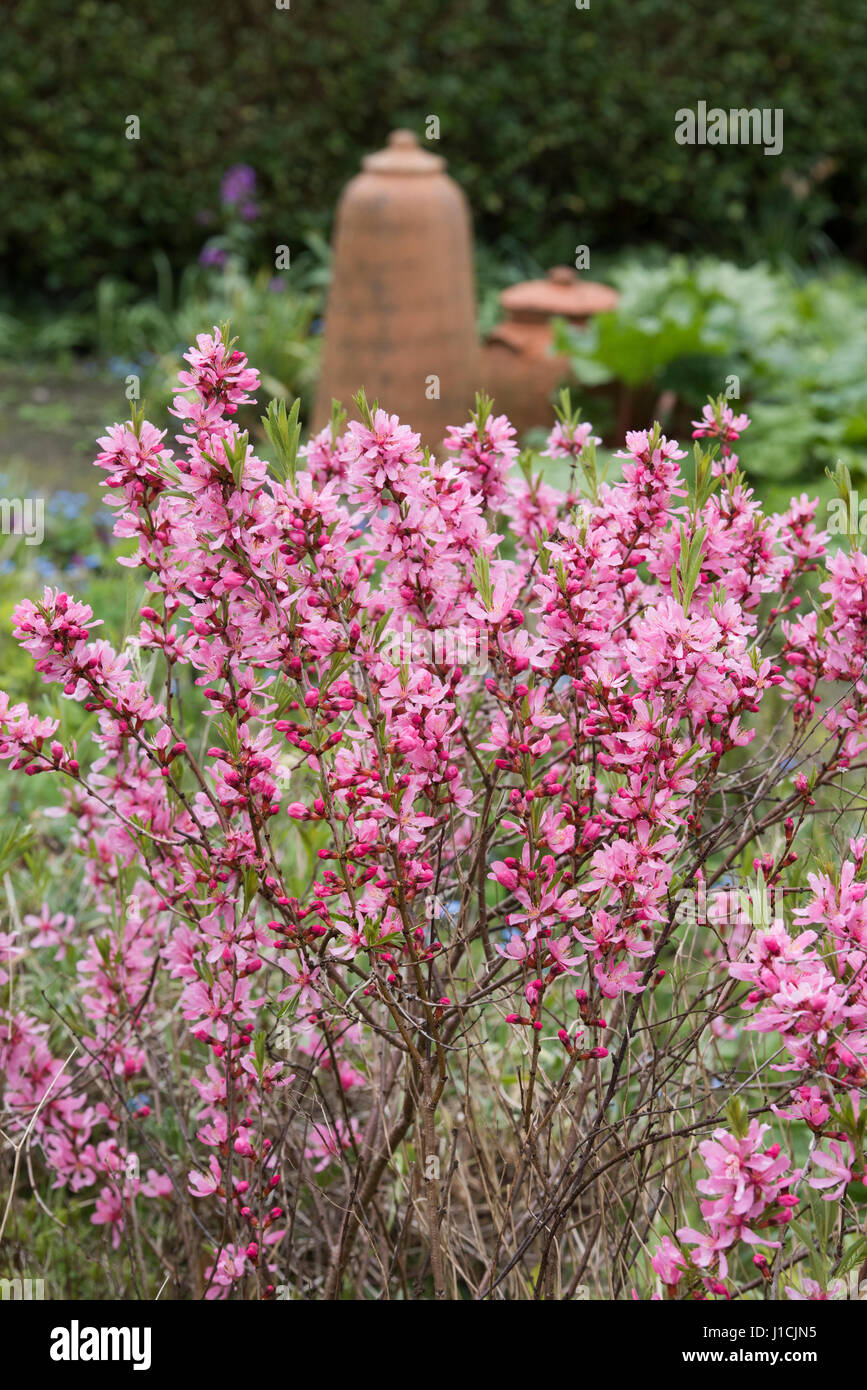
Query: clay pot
[[479, 266, 619, 440], [313, 130, 478, 450]]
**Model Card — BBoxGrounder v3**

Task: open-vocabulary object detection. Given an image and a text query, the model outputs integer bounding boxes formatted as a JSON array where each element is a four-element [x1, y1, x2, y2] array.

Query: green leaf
[[725, 1094, 750, 1138], [217, 715, 241, 760], [330, 399, 347, 448], [672, 525, 707, 612], [262, 397, 302, 487], [473, 550, 494, 609], [0, 822, 34, 877], [242, 867, 258, 914], [221, 430, 251, 489], [193, 956, 215, 986], [833, 1237, 867, 1278], [252, 1029, 267, 1079], [471, 390, 494, 435], [352, 388, 376, 429]]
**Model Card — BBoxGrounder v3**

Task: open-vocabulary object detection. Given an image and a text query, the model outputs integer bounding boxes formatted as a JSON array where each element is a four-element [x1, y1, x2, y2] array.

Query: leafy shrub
[[1, 334, 867, 1300]]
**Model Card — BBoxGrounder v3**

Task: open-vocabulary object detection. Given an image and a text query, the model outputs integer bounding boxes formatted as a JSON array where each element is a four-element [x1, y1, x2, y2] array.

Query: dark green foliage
[[3, 0, 865, 296]]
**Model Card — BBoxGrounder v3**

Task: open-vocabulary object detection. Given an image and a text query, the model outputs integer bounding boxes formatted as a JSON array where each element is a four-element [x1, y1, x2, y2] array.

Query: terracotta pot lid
[[362, 129, 445, 175], [500, 266, 619, 318]]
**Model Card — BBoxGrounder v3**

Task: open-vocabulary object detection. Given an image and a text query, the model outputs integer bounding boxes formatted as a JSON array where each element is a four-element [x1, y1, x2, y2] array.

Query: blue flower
[[107, 357, 137, 380]]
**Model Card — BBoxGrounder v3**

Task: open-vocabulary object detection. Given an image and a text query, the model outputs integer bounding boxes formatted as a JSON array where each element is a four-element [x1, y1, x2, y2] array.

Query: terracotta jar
[[479, 266, 619, 440], [313, 130, 478, 450]]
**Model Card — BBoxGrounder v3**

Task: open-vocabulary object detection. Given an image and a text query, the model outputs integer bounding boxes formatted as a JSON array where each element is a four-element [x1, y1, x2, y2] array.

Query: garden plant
[[1, 329, 866, 1301]]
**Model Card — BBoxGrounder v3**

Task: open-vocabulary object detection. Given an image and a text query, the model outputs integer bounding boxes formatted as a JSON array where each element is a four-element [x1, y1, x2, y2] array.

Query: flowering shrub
[[1, 330, 866, 1301]]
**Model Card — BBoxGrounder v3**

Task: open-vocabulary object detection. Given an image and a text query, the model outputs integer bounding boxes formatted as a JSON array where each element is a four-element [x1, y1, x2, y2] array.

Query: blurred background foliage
[[555, 255, 867, 513], [1, 0, 865, 505], [2, 0, 864, 300]]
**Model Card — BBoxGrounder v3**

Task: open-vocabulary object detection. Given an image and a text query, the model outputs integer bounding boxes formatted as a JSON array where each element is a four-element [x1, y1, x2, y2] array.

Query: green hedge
[[3, 0, 865, 295]]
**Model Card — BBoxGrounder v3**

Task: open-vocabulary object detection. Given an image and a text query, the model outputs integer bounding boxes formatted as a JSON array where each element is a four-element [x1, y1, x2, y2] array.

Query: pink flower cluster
[[727, 861, 867, 1092], [652, 1121, 799, 1293], [1, 326, 864, 1300]]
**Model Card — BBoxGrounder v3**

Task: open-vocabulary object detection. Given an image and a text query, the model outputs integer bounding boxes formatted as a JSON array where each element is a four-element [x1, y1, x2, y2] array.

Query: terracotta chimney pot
[[479, 266, 619, 439]]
